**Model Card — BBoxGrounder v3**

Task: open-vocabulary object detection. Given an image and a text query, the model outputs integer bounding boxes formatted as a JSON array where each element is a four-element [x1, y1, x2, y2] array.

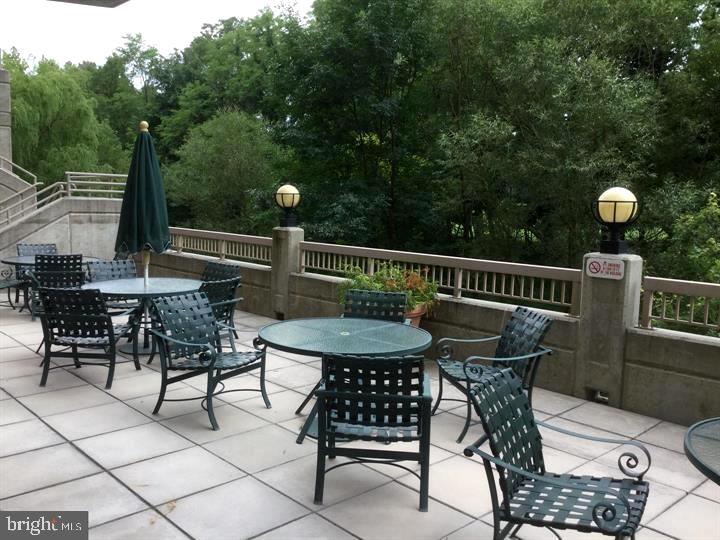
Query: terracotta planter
[[405, 304, 427, 327]]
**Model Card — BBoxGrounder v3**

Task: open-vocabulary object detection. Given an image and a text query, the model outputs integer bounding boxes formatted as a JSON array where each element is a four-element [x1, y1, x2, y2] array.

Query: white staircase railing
[[0, 156, 38, 185], [0, 172, 126, 228]]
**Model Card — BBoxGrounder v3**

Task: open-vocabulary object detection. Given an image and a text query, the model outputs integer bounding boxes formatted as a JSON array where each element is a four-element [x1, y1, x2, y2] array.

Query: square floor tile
[[204, 424, 315, 473], [159, 476, 307, 540], [105, 372, 162, 400], [446, 520, 496, 539], [0, 399, 35, 425], [76, 422, 194, 469], [638, 421, 687, 454], [256, 453, 391, 508], [124, 385, 206, 419], [398, 455, 492, 517], [1, 472, 147, 527], [560, 402, 660, 438], [44, 401, 152, 440], [538, 418, 622, 460], [0, 346, 38, 363], [319, 482, 473, 539], [113, 446, 244, 505], [89, 510, 187, 540], [18, 384, 115, 417], [232, 390, 305, 423], [0, 443, 100, 498], [0, 418, 63, 457], [694, 479, 720, 503], [646, 494, 720, 539], [255, 514, 355, 540], [0, 358, 43, 380], [264, 364, 322, 389], [1, 369, 85, 397], [160, 404, 269, 444], [71, 360, 145, 386]]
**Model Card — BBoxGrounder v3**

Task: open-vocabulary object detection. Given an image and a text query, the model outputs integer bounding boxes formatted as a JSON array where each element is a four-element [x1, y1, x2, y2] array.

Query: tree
[[163, 110, 287, 234]]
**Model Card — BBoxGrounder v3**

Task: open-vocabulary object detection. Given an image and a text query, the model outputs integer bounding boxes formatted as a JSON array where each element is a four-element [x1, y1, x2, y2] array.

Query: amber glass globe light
[[597, 187, 638, 224], [275, 184, 300, 226], [592, 186, 640, 254]]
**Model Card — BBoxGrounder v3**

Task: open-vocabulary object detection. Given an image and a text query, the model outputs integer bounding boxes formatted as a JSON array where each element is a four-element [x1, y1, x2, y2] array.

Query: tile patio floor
[[0, 305, 718, 540]]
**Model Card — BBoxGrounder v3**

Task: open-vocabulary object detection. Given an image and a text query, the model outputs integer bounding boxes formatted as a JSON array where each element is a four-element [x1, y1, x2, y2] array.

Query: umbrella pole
[[143, 250, 150, 289]]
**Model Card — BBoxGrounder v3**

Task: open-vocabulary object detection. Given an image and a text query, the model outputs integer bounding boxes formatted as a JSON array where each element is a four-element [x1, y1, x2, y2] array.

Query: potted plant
[[339, 263, 439, 326]]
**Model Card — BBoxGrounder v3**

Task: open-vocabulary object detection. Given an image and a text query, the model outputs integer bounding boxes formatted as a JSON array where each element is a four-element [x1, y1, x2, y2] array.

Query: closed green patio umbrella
[[115, 121, 171, 286]]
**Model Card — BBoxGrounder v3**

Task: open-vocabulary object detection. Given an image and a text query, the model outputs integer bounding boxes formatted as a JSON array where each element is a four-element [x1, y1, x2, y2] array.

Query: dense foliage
[[5, 0, 719, 282]]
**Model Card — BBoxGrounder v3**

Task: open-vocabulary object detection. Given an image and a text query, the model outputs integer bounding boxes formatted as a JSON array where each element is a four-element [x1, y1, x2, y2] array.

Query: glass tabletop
[[684, 417, 720, 485], [258, 317, 433, 357], [1, 255, 102, 266], [81, 277, 203, 298]]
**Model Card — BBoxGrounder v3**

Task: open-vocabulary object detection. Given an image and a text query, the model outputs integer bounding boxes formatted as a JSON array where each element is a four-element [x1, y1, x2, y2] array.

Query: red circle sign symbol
[[588, 261, 602, 274]]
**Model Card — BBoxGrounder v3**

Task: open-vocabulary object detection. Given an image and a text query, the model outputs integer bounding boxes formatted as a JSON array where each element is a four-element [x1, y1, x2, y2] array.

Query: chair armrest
[[463, 443, 633, 535], [210, 298, 242, 309], [536, 420, 652, 479], [462, 347, 553, 382], [148, 329, 217, 361], [436, 335, 501, 358]]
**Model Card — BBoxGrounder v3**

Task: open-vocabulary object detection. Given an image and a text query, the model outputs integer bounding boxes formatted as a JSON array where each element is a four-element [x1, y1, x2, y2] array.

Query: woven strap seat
[[54, 323, 132, 346], [508, 473, 648, 536], [171, 350, 262, 371], [331, 418, 422, 441]]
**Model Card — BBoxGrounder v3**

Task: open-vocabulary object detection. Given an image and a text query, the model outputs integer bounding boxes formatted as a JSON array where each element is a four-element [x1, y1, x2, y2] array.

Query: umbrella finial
[[139, 121, 149, 132]]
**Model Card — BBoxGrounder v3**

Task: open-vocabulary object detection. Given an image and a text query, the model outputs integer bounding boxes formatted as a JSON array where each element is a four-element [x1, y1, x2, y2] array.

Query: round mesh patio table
[[258, 317, 432, 357], [684, 417, 720, 485], [82, 277, 202, 354], [258, 317, 432, 443]]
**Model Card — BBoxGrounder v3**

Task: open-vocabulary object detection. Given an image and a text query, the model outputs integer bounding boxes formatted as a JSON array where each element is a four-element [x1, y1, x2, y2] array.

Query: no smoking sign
[[586, 256, 625, 280]]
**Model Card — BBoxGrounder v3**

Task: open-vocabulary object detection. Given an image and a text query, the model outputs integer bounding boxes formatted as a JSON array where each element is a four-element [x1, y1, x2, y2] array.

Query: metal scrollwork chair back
[[38, 287, 138, 389], [342, 289, 407, 322], [150, 292, 270, 430], [201, 261, 243, 282], [315, 353, 432, 512], [464, 369, 651, 540], [433, 306, 554, 442]]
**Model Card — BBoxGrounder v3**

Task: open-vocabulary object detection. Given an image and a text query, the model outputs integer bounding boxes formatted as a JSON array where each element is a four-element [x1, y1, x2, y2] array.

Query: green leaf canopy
[[115, 128, 170, 255]]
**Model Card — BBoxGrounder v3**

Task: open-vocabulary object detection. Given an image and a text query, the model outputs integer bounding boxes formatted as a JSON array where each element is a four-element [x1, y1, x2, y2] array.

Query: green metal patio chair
[[149, 292, 270, 430], [432, 306, 553, 442], [314, 353, 432, 512], [15, 243, 58, 310], [342, 289, 408, 322], [464, 368, 651, 540], [38, 287, 139, 388], [0, 267, 24, 309], [199, 277, 243, 352], [294, 289, 411, 419], [201, 261, 243, 281]]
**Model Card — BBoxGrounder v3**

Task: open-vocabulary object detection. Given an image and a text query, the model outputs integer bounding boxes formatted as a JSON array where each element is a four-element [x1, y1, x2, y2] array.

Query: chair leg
[[456, 394, 472, 443], [152, 364, 168, 415], [314, 445, 326, 505], [206, 370, 220, 430], [132, 332, 140, 370], [105, 348, 116, 389], [259, 353, 271, 409], [39, 348, 51, 387], [431, 372, 443, 415], [419, 406, 431, 512], [71, 345, 81, 369]]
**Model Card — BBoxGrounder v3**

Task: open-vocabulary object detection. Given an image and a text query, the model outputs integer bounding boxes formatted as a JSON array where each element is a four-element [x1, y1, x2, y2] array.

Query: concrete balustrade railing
[[641, 276, 720, 332]]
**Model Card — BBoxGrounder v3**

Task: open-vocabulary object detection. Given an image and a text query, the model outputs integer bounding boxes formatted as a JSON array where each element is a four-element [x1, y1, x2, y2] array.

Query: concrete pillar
[[270, 226, 304, 319], [574, 252, 643, 407], [0, 66, 10, 166]]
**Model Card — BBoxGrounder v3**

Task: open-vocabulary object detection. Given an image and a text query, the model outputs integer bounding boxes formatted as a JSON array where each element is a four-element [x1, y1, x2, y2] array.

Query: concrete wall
[[0, 197, 122, 260], [0, 67, 11, 166], [623, 328, 720, 425], [150, 251, 273, 318]]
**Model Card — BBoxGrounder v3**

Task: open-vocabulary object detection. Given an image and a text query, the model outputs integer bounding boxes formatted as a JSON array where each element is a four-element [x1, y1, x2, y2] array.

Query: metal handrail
[[0, 156, 37, 184], [0, 182, 44, 208]]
